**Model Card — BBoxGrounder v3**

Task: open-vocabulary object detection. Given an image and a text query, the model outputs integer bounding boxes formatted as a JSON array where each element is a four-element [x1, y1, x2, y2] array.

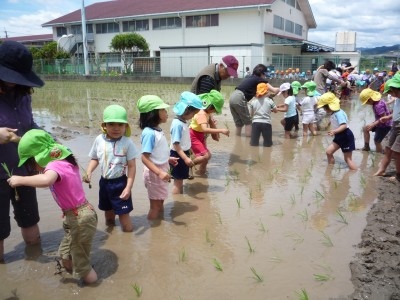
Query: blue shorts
[[284, 115, 297, 131], [372, 126, 391, 143], [99, 175, 133, 215], [333, 128, 355, 153], [0, 180, 40, 240], [170, 149, 190, 179]]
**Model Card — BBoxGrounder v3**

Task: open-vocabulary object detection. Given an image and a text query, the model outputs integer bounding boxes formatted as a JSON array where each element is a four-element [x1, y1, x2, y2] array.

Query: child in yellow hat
[[317, 92, 357, 170]]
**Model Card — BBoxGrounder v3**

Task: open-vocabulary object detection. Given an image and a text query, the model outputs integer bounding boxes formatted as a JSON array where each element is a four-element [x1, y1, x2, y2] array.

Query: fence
[[32, 53, 375, 78]]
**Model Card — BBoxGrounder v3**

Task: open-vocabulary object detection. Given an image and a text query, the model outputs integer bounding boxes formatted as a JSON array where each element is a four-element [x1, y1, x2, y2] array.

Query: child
[[190, 89, 230, 175], [373, 75, 400, 181], [359, 88, 392, 153], [137, 95, 179, 220], [84, 104, 139, 232], [7, 129, 98, 284], [300, 81, 318, 136], [249, 82, 277, 147], [317, 92, 357, 170], [170, 91, 205, 194], [291, 80, 302, 131], [276, 83, 297, 139]]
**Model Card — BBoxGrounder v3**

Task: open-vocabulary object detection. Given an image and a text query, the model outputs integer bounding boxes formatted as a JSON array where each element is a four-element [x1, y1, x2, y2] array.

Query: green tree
[[110, 33, 149, 73]]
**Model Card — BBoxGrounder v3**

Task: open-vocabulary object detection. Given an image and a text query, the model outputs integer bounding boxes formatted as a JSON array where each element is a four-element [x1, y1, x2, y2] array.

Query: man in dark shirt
[[190, 55, 238, 94]]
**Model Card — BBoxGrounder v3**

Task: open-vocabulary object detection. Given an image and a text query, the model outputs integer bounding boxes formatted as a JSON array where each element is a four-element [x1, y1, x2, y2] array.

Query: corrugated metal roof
[[42, 0, 277, 26]]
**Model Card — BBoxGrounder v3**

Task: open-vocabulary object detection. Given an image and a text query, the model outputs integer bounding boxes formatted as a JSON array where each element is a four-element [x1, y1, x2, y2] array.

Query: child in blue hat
[[170, 91, 205, 194]]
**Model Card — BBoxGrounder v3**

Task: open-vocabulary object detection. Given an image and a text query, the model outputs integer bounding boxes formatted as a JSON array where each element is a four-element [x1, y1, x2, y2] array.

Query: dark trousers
[[250, 122, 272, 147]]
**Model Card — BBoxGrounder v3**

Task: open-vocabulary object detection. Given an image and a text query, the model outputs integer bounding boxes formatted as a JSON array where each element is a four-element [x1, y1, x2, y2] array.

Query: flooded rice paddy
[[0, 81, 382, 299]]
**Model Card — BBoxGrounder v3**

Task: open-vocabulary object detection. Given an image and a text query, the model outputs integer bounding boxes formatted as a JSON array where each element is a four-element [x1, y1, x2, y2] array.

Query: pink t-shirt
[[45, 160, 86, 211]]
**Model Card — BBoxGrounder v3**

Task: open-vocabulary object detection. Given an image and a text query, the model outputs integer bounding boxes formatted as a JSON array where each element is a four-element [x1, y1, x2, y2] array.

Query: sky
[[1, 0, 399, 49]]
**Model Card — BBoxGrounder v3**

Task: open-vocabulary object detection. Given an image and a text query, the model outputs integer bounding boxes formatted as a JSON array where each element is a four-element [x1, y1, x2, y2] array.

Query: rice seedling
[[295, 288, 309, 300], [250, 267, 264, 282], [359, 174, 366, 188], [248, 188, 253, 202], [257, 154, 262, 163], [334, 181, 338, 189], [212, 258, 223, 271], [231, 168, 240, 181], [370, 154, 376, 167], [78, 163, 92, 189], [271, 206, 284, 217], [1, 163, 19, 201], [205, 229, 213, 245], [225, 174, 231, 187], [245, 236, 255, 253], [256, 180, 262, 192], [178, 248, 187, 262], [223, 120, 230, 130], [268, 253, 283, 263], [320, 231, 334, 247], [313, 273, 334, 282], [336, 209, 348, 225], [236, 197, 242, 209], [285, 232, 304, 245], [289, 193, 296, 206], [314, 190, 325, 206], [216, 212, 222, 224], [300, 185, 304, 197], [256, 219, 267, 233], [297, 208, 308, 222], [132, 283, 143, 297]]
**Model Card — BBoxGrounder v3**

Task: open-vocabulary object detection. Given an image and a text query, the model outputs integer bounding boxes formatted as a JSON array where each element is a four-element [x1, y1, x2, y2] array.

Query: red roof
[[1, 34, 53, 42], [43, 0, 275, 26]]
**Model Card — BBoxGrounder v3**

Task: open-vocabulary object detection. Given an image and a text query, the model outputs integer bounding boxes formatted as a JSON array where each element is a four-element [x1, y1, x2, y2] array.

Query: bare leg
[[83, 267, 98, 284], [362, 126, 370, 150], [21, 224, 41, 245], [235, 126, 243, 136], [326, 143, 340, 165], [0, 240, 4, 263], [302, 124, 308, 136], [244, 124, 252, 137], [148, 199, 163, 220], [172, 179, 184, 194], [104, 210, 115, 226], [374, 147, 392, 176], [118, 213, 133, 232], [344, 152, 358, 170], [375, 141, 383, 154], [62, 258, 73, 273], [309, 123, 317, 136]]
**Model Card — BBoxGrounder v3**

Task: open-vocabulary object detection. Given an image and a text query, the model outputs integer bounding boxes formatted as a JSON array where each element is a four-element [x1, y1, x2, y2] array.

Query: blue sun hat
[[173, 91, 205, 116]]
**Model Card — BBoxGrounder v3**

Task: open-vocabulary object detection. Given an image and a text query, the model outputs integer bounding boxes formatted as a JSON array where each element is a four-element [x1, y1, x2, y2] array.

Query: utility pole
[[81, 0, 90, 76]]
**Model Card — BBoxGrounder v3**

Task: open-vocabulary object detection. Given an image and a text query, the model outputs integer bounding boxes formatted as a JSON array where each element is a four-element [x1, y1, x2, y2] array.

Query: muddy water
[[0, 82, 381, 299]]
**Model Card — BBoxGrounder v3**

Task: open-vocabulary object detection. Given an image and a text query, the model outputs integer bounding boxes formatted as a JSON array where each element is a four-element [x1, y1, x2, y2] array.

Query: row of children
[[5, 89, 227, 285]]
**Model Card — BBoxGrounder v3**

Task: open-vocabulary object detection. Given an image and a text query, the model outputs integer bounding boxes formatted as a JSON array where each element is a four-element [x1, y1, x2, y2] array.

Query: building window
[[152, 17, 182, 30], [56, 27, 67, 37], [286, 0, 295, 7], [122, 20, 149, 32], [96, 22, 120, 34], [285, 20, 294, 33], [273, 15, 284, 30], [295, 24, 302, 36], [71, 25, 93, 34], [296, 1, 301, 10], [186, 14, 218, 28]]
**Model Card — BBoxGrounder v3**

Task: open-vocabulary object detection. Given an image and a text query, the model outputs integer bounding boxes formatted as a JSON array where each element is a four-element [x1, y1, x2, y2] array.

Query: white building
[[42, 0, 359, 77]]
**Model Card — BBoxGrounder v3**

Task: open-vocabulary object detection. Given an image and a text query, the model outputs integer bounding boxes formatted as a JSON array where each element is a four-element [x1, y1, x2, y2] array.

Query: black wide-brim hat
[[0, 41, 44, 87]]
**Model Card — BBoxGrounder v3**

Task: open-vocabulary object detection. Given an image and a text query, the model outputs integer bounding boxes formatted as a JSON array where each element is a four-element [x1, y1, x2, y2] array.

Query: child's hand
[[211, 133, 220, 141], [169, 156, 179, 167], [366, 123, 375, 131], [119, 188, 131, 200], [7, 175, 22, 188], [158, 170, 171, 182], [327, 130, 335, 136], [221, 129, 230, 137], [184, 157, 195, 167]]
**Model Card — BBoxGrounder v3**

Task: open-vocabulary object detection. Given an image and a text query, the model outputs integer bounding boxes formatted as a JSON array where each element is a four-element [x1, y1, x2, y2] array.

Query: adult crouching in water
[[229, 64, 279, 137], [0, 41, 44, 262]]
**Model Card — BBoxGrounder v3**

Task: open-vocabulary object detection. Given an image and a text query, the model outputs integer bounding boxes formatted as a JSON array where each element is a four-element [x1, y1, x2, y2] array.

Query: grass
[[257, 219, 267, 233], [178, 248, 187, 262], [1, 163, 19, 201], [250, 267, 263, 282], [320, 231, 334, 247], [212, 258, 223, 271], [336, 209, 348, 225], [271, 206, 284, 217], [295, 289, 309, 300], [313, 273, 334, 282], [132, 283, 143, 297], [245, 236, 255, 253]]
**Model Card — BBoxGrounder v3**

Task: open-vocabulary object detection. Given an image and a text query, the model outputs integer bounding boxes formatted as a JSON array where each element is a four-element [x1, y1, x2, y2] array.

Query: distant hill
[[357, 44, 400, 55]]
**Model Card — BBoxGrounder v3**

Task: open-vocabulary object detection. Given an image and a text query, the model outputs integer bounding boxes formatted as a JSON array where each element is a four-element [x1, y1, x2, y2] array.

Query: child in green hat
[[300, 81, 318, 136], [84, 104, 139, 232], [7, 129, 98, 284], [189, 90, 230, 175]]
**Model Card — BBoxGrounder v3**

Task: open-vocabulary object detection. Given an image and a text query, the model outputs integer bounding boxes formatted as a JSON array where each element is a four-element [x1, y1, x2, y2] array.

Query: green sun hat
[[198, 90, 224, 114], [137, 95, 169, 113], [102, 104, 131, 137], [383, 73, 400, 94], [291, 81, 302, 95], [301, 81, 317, 96], [18, 129, 72, 167]]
